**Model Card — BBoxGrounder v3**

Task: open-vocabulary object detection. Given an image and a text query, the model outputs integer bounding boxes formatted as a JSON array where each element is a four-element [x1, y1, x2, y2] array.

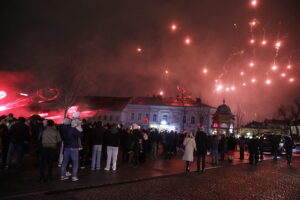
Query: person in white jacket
[[182, 132, 197, 172]]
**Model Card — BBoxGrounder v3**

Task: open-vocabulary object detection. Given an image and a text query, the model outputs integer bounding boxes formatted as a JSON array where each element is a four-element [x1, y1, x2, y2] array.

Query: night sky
[[0, 0, 300, 122]]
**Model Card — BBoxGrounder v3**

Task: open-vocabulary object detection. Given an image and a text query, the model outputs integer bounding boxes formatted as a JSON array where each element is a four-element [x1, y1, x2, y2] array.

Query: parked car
[[259, 133, 285, 155], [293, 142, 300, 154]]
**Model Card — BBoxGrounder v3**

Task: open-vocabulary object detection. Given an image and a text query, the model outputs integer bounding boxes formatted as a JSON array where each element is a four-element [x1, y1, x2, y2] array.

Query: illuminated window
[[138, 113, 142, 120], [183, 116, 186, 123], [191, 116, 195, 124], [162, 114, 168, 121], [131, 113, 135, 120], [153, 114, 157, 122]]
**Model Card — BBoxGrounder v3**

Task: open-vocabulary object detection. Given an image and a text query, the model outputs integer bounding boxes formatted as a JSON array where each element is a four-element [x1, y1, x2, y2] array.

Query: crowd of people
[[0, 113, 296, 183]]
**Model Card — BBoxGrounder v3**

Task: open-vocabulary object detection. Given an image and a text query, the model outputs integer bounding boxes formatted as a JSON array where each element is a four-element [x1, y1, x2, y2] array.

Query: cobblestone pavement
[[0, 150, 260, 199], [6, 157, 300, 200]]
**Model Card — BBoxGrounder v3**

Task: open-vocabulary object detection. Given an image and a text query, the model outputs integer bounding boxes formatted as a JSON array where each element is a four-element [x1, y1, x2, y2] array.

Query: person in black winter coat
[[121, 129, 133, 162], [271, 135, 281, 160], [239, 136, 246, 160], [248, 137, 259, 165], [79, 119, 91, 169], [284, 135, 294, 165], [218, 134, 226, 161], [104, 124, 121, 171], [227, 134, 236, 162], [132, 125, 143, 167], [0, 118, 9, 167], [5, 117, 30, 169], [149, 129, 159, 160], [195, 128, 209, 172], [90, 121, 104, 170]]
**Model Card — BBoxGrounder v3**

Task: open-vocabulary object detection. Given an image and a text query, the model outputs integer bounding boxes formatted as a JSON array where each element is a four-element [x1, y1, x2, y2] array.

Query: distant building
[[12, 95, 216, 133], [240, 119, 286, 137], [121, 96, 216, 133], [212, 100, 235, 135]]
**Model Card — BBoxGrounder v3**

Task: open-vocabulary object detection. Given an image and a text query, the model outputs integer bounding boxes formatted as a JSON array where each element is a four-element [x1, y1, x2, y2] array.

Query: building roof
[[215, 99, 232, 115], [129, 96, 215, 108], [30, 96, 133, 112]]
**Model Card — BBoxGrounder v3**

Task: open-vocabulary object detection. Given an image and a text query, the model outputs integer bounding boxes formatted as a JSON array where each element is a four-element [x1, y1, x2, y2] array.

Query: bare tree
[[235, 104, 245, 134], [289, 97, 300, 141], [196, 106, 211, 133], [50, 56, 88, 118], [277, 105, 293, 137]]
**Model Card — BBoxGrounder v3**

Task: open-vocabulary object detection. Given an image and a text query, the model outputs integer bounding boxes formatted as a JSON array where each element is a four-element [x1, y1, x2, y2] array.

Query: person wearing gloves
[[60, 117, 83, 181]]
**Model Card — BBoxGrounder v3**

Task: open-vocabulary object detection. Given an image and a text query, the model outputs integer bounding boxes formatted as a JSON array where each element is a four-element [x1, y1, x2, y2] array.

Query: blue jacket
[[62, 125, 83, 148]]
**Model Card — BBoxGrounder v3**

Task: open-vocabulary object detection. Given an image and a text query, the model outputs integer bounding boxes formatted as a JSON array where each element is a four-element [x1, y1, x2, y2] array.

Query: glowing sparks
[[184, 37, 191, 45], [20, 93, 28, 97], [216, 84, 223, 92], [243, 83, 247, 86], [250, 0, 257, 7], [226, 88, 230, 92], [265, 79, 271, 85], [215, 79, 218, 83], [289, 78, 294, 82], [271, 65, 278, 71], [203, 68, 208, 73], [0, 91, 7, 100], [281, 73, 286, 77], [170, 23, 178, 31], [249, 19, 257, 27], [261, 40, 267, 46], [275, 41, 281, 49], [250, 39, 255, 44], [287, 65, 292, 69], [251, 78, 256, 83], [240, 72, 245, 76], [165, 70, 169, 75], [137, 47, 142, 52], [249, 62, 254, 67], [159, 91, 164, 96], [231, 86, 235, 91]]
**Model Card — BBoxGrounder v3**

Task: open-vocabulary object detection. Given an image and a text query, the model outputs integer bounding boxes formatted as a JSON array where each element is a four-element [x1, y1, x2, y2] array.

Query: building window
[[104, 115, 107, 120], [146, 113, 149, 119], [131, 113, 135, 120], [162, 114, 168, 121], [191, 116, 195, 124], [153, 114, 157, 122], [109, 115, 113, 121], [183, 116, 186, 123], [138, 113, 142, 120], [116, 116, 119, 121]]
